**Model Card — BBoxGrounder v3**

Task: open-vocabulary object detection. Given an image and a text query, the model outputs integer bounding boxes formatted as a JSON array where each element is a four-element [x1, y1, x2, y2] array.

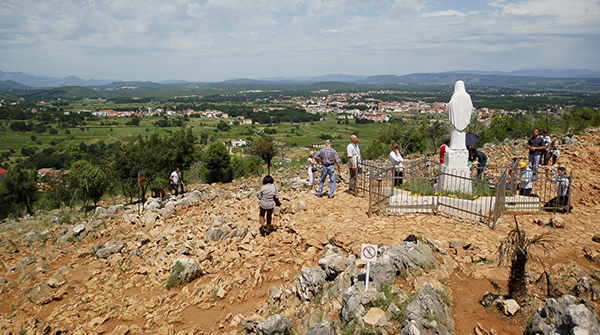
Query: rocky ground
[[1, 129, 600, 335]]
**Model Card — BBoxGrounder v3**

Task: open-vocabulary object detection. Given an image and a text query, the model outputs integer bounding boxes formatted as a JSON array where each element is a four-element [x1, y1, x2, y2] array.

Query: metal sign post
[[361, 243, 378, 291]]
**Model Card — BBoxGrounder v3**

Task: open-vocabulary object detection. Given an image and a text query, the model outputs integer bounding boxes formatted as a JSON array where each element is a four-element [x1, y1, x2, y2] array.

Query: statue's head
[[454, 80, 466, 94]]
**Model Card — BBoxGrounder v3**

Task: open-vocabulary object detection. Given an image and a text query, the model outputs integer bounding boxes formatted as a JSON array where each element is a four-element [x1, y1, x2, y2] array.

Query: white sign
[[361, 244, 378, 262], [361, 243, 378, 292]]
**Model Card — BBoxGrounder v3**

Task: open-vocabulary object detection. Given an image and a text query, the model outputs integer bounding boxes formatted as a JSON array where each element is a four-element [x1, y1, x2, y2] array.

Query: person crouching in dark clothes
[[469, 148, 487, 178], [257, 175, 278, 236], [543, 166, 572, 213]]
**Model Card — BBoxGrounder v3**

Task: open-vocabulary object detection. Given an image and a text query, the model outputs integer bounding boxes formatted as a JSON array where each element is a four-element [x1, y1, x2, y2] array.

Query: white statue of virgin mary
[[447, 80, 472, 150]]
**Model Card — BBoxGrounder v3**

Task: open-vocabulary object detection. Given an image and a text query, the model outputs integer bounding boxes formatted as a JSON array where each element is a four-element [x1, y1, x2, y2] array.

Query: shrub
[[166, 262, 185, 289]]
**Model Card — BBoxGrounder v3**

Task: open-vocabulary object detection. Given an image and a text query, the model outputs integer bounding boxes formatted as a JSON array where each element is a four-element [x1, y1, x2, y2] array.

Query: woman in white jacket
[[389, 142, 404, 187]]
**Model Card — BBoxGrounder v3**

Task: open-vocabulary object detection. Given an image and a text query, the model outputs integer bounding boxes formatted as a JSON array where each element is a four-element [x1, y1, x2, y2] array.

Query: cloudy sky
[[1, 0, 599, 82]]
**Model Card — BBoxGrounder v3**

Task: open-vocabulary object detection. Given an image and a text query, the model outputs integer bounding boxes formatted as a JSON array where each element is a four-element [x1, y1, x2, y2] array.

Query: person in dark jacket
[[469, 148, 488, 177]]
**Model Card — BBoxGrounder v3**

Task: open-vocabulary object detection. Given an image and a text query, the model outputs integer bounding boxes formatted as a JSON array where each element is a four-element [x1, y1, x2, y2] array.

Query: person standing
[[307, 151, 318, 194], [314, 139, 341, 198], [517, 161, 533, 196], [545, 135, 560, 166], [468, 148, 488, 177], [170, 167, 184, 197], [257, 175, 279, 236], [389, 142, 404, 187], [527, 128, 545, 177], [439, 139, 450, 164], [541, 130, 551, 166], [346, 134, 362, 195]]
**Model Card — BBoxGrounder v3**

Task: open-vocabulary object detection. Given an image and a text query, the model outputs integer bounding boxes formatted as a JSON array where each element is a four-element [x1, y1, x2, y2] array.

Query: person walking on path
[[468, 148, 488, 178], [541, 129, 551, 166], [257, 175, 279, 236], [545, 135, 560, 166], [527, 128, 545, 177], [389, 142, 404, 187], [314, 139, 341, 198], [307, 151, 318, 194], [346, 134, 362, 195], [170, 167, 185, 197]]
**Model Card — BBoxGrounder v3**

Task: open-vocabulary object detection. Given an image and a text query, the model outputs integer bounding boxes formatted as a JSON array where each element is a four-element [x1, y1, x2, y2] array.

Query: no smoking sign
[[361, 244, 378, 262]]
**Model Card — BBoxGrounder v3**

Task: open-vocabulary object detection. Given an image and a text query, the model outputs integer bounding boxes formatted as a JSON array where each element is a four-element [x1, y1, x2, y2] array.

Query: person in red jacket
[[439, 139, 450, 164]]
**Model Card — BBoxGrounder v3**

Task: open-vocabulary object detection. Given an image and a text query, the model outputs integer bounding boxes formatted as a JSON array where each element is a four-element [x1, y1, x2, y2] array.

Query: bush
[[166, 262, 185, 289]]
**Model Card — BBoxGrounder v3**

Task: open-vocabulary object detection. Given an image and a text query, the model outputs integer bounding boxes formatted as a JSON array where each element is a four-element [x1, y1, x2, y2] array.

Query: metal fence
[[357, 157, 571, 227]]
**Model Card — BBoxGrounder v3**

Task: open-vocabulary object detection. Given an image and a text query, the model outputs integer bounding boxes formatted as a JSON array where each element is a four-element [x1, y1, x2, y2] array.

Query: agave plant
[[498, 216, 554, 303]]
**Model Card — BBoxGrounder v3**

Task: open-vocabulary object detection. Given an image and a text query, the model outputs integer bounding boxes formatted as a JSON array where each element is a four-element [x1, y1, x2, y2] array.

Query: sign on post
[[361, 243, 378, 291]]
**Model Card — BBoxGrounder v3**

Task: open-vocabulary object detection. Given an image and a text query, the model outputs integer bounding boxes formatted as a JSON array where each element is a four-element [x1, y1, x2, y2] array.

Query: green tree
[[171, 126, 199, 171], [364, 139, 387, 160], [203, 142, 231, 183], [70, 160, 107, 208], [0, 160, 39, 217], [216, 121, 231, 132], [251, 136, 278, 174], [379, 123, 405, 146]]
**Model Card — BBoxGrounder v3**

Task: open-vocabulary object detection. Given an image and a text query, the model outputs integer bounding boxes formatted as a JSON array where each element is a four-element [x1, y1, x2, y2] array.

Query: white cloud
[[422, 10, 467, 17], [0, 0, 598, 81]]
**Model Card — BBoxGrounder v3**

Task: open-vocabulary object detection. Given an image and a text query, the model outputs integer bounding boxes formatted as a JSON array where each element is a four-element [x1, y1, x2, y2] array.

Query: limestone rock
[[339, 286, 363, 323], [500, 299, 520, 316], [306, 321, 334, 335], [318, 244, 352, 280], [363, 307, 389, 326], [108, 204, 125, 214], [550, 216, 565, 228], [525, 295, 600, 335], [583, 245, 600, 263], [296, 267, 326, 301], [399, 282, 454, 335], [256, 314, 292, 335], [94, 240, 125, 258], [171, 258, 202, 284]]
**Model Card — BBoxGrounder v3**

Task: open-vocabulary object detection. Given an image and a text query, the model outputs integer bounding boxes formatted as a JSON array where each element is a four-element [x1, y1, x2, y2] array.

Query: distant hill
[[359, 73, 600, 91], [0, 70, 116, 88], [2, 68, 600, 95], [0, 80, 29, 90], [0, 92, 19, 103], [450, 69, 600, 79], [257, 74, 368, 83], [16, 86, 102, 100]]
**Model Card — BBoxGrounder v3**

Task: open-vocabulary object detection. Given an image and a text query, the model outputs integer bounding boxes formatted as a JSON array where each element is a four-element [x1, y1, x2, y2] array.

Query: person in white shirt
[[169, 167, 184, 196], [346, 134, 362, 195], [389, 142, 404, 187], [541, 129, 552, 166]]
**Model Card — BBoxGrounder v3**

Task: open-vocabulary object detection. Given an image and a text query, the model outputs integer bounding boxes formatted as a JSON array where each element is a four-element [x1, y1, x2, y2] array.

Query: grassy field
[[0, 114, 395, 166]]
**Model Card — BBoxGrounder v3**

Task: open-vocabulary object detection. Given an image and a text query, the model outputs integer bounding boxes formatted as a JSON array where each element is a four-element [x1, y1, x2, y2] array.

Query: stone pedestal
[[440, 148, 472, 194]]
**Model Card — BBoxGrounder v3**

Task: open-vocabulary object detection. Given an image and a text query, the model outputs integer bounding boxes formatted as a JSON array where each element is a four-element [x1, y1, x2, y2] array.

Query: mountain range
[[1, 69, 600, 88]]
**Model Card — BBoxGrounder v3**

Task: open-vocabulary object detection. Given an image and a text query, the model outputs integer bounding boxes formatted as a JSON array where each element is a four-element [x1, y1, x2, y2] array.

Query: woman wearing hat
[[518, 161, 533, 196]]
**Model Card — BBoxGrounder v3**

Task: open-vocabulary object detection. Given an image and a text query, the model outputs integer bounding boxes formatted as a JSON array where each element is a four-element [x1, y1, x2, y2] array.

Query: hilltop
[[1, 129, 600, 334]]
